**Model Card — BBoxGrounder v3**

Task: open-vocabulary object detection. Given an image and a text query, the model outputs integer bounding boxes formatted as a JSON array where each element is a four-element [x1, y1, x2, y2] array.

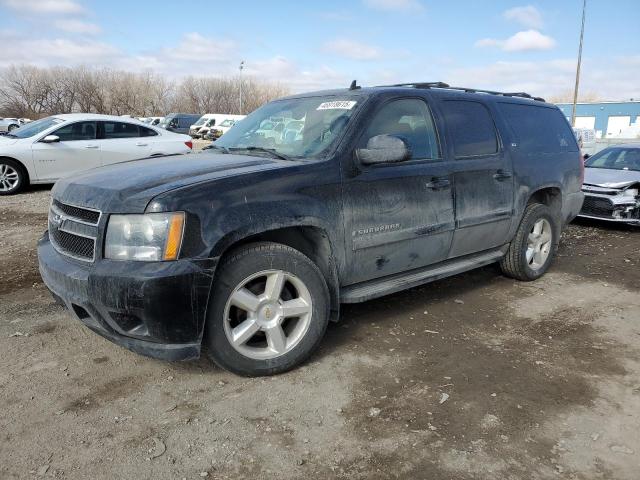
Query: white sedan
[[0, 114, 193, 195]]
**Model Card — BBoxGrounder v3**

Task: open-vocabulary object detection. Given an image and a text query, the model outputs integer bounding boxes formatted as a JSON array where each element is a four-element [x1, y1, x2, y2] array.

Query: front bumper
[[578, 193, 640, 225], [38, 231, 217, 361]]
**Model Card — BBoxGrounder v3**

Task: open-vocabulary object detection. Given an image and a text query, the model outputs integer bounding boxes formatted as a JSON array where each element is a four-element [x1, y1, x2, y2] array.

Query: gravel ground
[[0, 180, 639, 480]]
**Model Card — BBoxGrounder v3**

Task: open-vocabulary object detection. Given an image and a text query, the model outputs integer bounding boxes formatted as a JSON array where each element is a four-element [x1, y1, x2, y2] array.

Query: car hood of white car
[[0, 136, 19, 146]]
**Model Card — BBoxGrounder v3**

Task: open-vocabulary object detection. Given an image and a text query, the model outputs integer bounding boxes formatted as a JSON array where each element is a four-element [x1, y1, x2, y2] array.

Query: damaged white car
[[579, 144, 640, 225]]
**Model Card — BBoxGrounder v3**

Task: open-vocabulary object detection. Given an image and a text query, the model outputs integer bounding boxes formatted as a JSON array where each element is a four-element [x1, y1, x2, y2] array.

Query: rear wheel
[[0, 159, 27, 195], [205, 242, 330, 376], [500, 203, 559, 281]]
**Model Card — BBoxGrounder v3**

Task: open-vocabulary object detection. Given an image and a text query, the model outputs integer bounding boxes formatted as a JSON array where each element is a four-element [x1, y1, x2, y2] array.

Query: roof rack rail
[[384, 82, 451, 89], [374, 82, 545, 102]]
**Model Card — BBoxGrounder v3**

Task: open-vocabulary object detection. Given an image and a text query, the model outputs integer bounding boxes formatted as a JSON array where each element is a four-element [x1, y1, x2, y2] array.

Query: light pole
[[239, 60, 245, 114], [571, 0, 587, 127]]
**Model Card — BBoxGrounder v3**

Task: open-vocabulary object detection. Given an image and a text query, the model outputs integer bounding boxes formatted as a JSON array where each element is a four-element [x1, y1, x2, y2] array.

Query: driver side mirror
[[356, 134, 411, 165], [41, 135, 60, 143], [583, 153, 590, 159]]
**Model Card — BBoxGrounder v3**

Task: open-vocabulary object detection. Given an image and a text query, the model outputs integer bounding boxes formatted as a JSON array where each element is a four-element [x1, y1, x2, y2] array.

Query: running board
[[340, 247, 507, 304]]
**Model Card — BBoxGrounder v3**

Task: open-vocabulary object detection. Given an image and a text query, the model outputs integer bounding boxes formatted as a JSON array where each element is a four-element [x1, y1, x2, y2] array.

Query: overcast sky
[[1, 0, 638, 100]]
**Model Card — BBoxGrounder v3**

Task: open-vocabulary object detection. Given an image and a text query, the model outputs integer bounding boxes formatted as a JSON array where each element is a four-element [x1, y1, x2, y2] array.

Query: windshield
[[220, 119, 235, 127], [214, 96, 362, 159], [158, 117, 171, 128], [193, 116, 209, 127], [585, 147, 640, 172], [7, 116, 64, 138]]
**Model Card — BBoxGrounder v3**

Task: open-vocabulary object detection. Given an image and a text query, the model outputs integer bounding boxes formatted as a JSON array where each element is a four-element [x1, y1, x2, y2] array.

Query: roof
[[600, 143, 640, 149], [282, 82, 549, 105], [54, 113, 149, 124]]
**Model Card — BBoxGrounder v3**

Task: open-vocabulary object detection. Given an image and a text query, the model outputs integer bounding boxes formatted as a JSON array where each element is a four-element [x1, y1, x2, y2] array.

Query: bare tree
[[0, 64, 289, 118], [547, 90, 601, 103]]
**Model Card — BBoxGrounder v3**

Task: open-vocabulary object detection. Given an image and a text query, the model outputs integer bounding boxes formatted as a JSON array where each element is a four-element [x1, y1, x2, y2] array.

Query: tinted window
[[442, 100, 498, 158], [53, 121, 97, 141], [362, 98, 440, 160], [498, 103, 578, 153], [140, 126, 158, 137], [102, 122, 140, 139]]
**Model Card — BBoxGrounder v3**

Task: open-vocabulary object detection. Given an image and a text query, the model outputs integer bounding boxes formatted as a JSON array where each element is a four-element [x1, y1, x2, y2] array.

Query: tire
[[205, 242, 330, 376], [500, 203, 560, 281], [0, 158, 27, 195]]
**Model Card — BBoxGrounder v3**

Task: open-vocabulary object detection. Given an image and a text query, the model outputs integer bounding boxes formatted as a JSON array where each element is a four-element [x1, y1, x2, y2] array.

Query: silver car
[[0, 117, 22, 134], [579, 144, 640, 225]]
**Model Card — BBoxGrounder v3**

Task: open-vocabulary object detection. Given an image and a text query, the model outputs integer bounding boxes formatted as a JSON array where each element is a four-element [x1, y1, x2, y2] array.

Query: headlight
[[105, 212, 185, 261]]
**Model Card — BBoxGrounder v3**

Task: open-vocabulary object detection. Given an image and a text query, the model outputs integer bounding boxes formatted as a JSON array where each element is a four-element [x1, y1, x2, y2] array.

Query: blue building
[[555, 101, 640, 138]]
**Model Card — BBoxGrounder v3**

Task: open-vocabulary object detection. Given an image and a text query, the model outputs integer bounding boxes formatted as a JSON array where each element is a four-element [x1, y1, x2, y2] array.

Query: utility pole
[[571, 0, 587, 127], [239, 60, 245, 114]]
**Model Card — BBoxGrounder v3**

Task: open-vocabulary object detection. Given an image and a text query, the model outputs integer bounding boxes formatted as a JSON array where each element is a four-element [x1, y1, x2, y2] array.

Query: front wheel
[[205, 242, 330, 376], [0, 159, 27, 195], [500, 203, 560, 281]]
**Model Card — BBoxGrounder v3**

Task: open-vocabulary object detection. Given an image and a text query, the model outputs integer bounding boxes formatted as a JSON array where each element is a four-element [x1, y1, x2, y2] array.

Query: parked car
[[144, 116, 164, 126], [578, 144, 640, 225], [159, 113, 202, 135], [0, 117, 23, 134], [38, 82, 584, 376], [0, 113, 193, 195], [208, 116, 245, 139], [189, 113, 244, 138]]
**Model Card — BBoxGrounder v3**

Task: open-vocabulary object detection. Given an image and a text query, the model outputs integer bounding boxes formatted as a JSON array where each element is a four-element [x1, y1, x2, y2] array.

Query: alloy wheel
[[223, 269, 313, 360], [0, 164, 20, 192], [526, 218, 552, 270]]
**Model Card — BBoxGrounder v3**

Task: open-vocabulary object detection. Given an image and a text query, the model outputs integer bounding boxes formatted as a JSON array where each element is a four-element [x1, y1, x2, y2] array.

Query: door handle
[[136, 143, 148, 147], [425, 177, 451, 190], [84, 145, 99, 149], [493, 170, 512, 181]]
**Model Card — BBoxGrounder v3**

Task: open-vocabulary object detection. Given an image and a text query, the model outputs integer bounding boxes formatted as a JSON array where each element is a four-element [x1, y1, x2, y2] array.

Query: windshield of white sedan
[[8, 117, 64, 138], [586, 148, 640, 172], [214, 97, 360, 159]]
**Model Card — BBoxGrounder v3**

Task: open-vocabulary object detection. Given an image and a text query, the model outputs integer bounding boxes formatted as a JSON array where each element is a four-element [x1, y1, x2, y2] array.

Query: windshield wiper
[[3, 133, 18, 138], [228, 146, 292, 161]]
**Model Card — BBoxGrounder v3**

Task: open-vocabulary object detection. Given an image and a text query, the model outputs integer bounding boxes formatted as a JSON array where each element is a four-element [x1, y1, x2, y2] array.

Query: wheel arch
[[526, 186, 562, 212], [211, 225, 341, 322], [0, 155, 30, 184]]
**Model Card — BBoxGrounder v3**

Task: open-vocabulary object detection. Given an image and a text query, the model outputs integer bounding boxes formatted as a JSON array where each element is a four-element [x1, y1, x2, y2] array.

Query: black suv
[[38, 82, 584, 376]]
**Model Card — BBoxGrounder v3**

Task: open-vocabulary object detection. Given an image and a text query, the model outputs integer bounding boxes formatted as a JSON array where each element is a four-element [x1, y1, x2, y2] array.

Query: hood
[[583, 167, 640, 189], [53, 152, 295, 213], [0, 135, 19, 146]]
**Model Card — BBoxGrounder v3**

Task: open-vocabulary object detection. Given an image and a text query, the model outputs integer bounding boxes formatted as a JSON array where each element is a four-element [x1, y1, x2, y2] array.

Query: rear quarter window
[[497, 103, 578, 153]]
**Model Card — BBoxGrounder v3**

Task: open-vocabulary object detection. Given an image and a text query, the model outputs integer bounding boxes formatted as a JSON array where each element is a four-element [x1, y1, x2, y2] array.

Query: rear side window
[[498, 103, 578, 153], [140, 126, 158, 137], [102, 122, 140, 139], [441, 100, 498, 158]]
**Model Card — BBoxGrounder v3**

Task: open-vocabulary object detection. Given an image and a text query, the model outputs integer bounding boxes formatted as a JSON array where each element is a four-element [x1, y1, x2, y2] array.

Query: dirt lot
[[1, 185, 638, 480]]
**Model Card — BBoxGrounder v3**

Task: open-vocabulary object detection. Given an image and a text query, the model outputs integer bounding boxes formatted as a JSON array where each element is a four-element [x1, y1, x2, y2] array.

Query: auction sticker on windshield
[[316, 101, 357, 110]]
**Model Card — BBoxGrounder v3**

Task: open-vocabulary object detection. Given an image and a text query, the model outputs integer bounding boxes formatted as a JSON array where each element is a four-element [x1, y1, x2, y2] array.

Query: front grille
[[50, 228, 95, 260], [580, 195, 615, 218], [49, 200, 101, 262], [52, 199, 100, 225]]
